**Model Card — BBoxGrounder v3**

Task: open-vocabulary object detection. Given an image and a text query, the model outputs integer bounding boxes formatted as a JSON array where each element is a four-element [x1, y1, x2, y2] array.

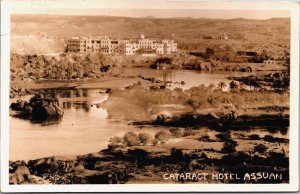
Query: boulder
[[10, 95, 64, 121], [86, 171, 118, 184], [32, 103, 63, 120], [71, 164, 118, 184], [28, 157, 76, 176], [9, 166, 31, 184]]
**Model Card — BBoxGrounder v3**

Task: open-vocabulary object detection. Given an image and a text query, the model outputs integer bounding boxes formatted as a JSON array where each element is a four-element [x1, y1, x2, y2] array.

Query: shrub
[[169, 128, 185, 138], [204, 48, 215, 59], [268, 151, 288, 167], [263, 135, 275, 142], [254, 144, 267, 154], [156, 57, 172, 64], [183, 127, 194, 136], [221, 140, 238, 153], [229, 81, 239, 90], [216, 132, 231, 141], [220, 151, 251, 167], [123, 132, 141, 146], [170, 148, 184, 160], [200, 152, 208, 159], [249, 134, 260, 140], [152, 139, 159, 146], [138, 133, 152, 145], [184, 99, 200, 109], [128, 148, 149, 158], [155, 130, 172, 142], [109, 136, 122, 148]]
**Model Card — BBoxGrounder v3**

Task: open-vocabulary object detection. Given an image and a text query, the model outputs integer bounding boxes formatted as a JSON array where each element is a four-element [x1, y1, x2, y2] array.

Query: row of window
[[76, 39, 175, 45], [77, 49, 168, 54], [76, 43, 175, 49], [79, 49, 114, 53], [125, 50, 164, 54], [80, 40, 114, 44], [68, 49, 80, 52], [139, 41, 153, 45], [91, 41, 101, 44]]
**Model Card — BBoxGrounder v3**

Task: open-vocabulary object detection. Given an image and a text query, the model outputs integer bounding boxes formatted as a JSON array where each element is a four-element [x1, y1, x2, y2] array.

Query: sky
[[8, 0, 291, 19]]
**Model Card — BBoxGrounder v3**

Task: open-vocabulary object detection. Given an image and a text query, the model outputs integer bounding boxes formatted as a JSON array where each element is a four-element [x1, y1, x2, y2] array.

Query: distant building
[[66, 37, 80, 52], [79, 36, 88, 53], [263, 60, 277, 65], [67, 34, 177, 55], [119, 34, 177, 56], [86, 35, 102, 53]]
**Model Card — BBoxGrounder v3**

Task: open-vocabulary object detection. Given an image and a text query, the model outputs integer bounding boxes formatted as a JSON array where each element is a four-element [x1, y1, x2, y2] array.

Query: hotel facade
[[66, 34, 177, 55]]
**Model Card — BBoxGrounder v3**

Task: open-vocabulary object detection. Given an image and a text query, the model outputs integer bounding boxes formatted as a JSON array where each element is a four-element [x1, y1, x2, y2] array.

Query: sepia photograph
[[1, 0, 299, 192]]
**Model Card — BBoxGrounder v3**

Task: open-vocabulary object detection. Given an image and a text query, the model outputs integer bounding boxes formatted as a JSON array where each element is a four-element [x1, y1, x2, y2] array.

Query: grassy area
[[102, 84, 289, 120]]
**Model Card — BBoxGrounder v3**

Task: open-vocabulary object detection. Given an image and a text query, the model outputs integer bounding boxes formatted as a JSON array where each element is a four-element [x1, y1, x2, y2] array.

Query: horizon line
[[11, 13, 290, 20]]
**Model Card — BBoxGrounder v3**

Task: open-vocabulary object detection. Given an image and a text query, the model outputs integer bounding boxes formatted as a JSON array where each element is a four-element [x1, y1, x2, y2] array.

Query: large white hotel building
[[66, 34, 177, 55]]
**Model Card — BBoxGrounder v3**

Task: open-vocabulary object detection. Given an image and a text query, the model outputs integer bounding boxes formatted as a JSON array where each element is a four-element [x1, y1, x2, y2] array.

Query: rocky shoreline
[[10, 135, 289, 184]]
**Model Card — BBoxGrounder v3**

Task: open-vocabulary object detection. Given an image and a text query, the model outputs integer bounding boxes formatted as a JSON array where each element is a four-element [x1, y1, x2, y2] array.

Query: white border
[[1, 0, 299, 192]]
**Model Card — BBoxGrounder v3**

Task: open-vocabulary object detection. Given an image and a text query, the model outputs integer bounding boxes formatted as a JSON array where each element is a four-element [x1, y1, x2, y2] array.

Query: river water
[[123, 68, 253, 90], [9, 68, 287, 161]]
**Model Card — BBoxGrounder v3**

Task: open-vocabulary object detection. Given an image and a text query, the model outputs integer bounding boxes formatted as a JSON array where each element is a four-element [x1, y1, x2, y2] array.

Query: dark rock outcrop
[[10, 94, 64, 121]]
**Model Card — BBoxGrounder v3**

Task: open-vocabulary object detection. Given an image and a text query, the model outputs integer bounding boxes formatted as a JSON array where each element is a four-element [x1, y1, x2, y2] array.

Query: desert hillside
[[10, 14, 290, 54], [11, 34, 65, 55]]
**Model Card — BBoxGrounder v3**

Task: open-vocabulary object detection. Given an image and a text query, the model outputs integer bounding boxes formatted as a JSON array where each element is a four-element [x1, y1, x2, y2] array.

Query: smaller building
[[87, 36, 102, 53], [80, 36, 88, 53], [263, 60, 277, 65], [66, 37, 80, 52]]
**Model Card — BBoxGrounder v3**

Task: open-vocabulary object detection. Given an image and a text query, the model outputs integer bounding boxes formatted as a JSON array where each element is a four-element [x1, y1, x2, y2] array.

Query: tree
[[109, 136, 122, 148], [124, 132, 141, 146], [156, 57, 172, 64], [244, 75, 259, 90], [216, 132, 231, 141], [185, 98, 200, 110], [204, 48, 215, 59], [155, 130, 172, 143], [221, 140, 238, 153], [249, 134, 260, 140], [254, 144, 267, 154], [260, 50, 269, 61], [138, 133, 152, 145], [229, 81, 239, 90], [170, 128, 184, 138], [128, 148, 149, 158], [170, 148, 184, 162]]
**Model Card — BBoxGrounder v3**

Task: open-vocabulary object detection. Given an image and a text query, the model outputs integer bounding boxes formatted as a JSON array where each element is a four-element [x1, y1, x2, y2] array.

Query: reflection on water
[[123, 68, 257, 90], [10, 69, 289, 161], [237, 127, 289, 138], [9, 89, 127, 161]]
